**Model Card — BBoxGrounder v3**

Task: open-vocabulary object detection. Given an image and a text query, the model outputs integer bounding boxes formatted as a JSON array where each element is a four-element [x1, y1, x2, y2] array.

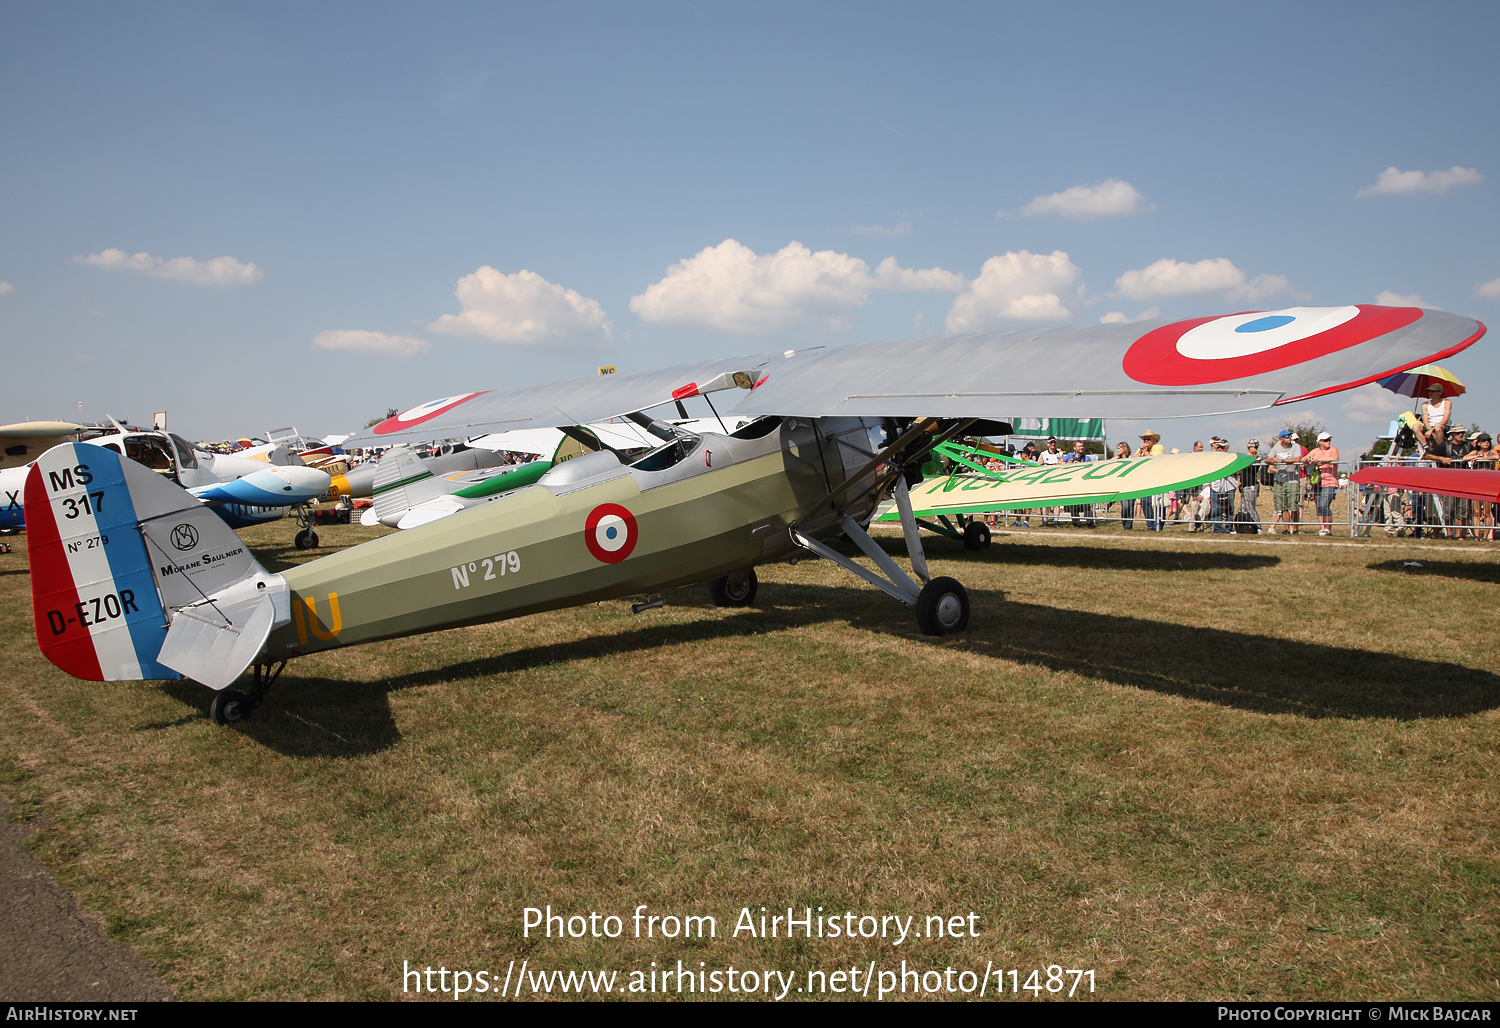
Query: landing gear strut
[[792, 478, 972, 638], [210, 660, 286, 726]]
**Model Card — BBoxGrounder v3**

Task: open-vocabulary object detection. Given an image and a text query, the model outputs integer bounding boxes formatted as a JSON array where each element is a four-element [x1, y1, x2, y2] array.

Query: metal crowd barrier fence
[[963, 458, 1500, 541]]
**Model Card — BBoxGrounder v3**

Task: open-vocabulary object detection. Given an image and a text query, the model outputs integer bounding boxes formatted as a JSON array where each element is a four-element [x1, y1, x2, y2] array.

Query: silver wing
[[346, 354, 781, 446], [730, 307, 1485, 420], [344, 305, 1484, 445]]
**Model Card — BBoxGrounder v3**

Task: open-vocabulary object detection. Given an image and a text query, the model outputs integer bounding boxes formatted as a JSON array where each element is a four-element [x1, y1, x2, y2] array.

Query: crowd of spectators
[[968, 408, 1497, 541]]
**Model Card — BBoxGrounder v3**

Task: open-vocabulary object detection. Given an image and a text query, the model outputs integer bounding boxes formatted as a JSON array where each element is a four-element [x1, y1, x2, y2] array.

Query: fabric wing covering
[[874, 452, 1254, 519], [1350, 466, 1500, 505], [344, 306, 1483, 445]]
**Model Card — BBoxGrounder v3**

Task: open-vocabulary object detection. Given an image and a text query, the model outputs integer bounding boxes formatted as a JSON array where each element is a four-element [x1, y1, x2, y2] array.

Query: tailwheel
[[916, 576, 970, 636], [210, 689, 250, 726], [294, 528, 319, 550], [709, 569, 758, 607], [963, 520, 991, 550]]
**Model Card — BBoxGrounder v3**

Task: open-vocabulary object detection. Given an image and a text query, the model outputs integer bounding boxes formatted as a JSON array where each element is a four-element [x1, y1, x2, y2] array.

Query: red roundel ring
[[584, 503, 638, 563], [372, 392, 490, 435], [1121, 305, 1424, 386]]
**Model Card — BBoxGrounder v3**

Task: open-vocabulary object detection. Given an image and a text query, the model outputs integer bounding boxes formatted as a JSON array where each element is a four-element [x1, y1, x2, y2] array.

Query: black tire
[[916, 576, 970, 636], [963, 521, 991, 551], [294, 529, 319, 550], [210, 689, 250, 726], [709, 569, 758, 607]]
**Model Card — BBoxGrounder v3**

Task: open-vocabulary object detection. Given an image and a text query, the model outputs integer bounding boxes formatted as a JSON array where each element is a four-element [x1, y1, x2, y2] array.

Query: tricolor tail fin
[[26, 443, 286, 688]]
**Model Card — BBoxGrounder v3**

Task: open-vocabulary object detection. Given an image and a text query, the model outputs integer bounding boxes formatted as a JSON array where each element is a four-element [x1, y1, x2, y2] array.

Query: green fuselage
[[268, 418, 884, 661]]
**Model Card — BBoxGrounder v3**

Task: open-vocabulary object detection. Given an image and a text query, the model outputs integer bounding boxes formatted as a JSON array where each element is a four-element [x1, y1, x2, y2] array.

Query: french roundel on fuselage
[[584, 503, 638, 564]]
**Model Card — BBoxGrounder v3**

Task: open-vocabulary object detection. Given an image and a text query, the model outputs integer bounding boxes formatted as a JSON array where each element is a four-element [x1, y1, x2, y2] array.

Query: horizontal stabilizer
[[395, 496, 465, 529], [157, 572, 289, 690]]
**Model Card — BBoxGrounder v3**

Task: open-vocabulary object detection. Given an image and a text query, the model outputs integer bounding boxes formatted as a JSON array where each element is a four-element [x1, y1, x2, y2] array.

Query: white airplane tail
[[26, 442, 287, 689], [368, 447, 449, 527]]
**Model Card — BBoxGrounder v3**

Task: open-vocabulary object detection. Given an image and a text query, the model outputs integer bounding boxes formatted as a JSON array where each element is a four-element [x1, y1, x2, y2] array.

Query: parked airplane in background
[[4, 420, 331, 545], [1, 422, 83, 531], [356, 417, 737, 529], [21, 305, 1487, 726]]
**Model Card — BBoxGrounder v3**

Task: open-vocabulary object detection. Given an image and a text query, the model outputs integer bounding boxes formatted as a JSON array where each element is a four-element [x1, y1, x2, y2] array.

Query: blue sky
[[2, 1, 1497, 451]]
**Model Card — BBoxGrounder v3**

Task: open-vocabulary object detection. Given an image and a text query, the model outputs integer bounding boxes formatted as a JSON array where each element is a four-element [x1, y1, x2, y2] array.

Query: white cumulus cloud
[[1112, 258, 1303, 303], [429, 267, 612, 347], [1374, 290, 1441, 310], [312, 329, 431, 358], [1018, 179, 1146, 220], [1357, 166, 1482, 197], [74, 248, 262, 285], [1474, 277, 1500, 299], [1341, 382, 1409, 425], [629, 239, 964, 334], [1114, 258, 1245, 301], [0, 282, 12, 296], [1099, 306, 1160, 324], [944, 250, 1084, 332]]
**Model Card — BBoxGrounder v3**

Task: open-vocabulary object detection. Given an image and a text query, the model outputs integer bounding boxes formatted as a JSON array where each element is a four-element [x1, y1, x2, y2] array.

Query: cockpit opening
[[729, 415, 782, 440]]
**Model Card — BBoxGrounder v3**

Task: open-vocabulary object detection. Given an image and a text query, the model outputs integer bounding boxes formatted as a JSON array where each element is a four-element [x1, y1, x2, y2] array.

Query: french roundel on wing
[[371, 392, 490, 435], [584, 503, 638, 564], [1121, 305, 1424, 386]]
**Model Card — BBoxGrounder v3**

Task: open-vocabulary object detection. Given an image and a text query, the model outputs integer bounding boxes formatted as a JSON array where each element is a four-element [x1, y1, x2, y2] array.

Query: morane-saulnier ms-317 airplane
[[23, 305, 1485, 724]]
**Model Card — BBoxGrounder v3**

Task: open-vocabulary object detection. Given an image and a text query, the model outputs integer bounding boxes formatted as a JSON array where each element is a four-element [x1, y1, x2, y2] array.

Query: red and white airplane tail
[[25, 443, 287, 688]]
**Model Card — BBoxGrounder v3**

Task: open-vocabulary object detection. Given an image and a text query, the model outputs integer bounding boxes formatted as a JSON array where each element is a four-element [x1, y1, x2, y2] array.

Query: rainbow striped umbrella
[[1377, 363, 1466, 399]]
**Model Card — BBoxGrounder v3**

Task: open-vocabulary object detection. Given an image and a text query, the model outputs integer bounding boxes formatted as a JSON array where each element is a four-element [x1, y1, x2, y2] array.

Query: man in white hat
[[1135, 431, 1165, 530]]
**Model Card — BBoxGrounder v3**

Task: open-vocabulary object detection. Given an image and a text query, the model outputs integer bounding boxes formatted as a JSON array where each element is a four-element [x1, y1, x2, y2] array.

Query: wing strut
[[891, 476, 931, 584]]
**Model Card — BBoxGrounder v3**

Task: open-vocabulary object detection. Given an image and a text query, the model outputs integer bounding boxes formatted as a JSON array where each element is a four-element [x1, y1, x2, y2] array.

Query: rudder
[[26, 443, 185, 681]]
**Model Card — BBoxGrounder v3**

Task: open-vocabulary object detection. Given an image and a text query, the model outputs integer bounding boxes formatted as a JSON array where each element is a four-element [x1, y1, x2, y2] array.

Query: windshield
[[168, 433, 199, 469], [629, 430, 702, 473]]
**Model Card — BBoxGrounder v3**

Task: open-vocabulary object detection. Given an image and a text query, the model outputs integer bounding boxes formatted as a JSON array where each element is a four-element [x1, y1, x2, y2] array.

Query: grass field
[[1, 520, 1497, 1001]]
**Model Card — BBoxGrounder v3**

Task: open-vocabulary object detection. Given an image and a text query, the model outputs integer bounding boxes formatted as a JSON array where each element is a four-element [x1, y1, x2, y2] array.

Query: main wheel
[[294, 528, 319, 550], [210, 689, 250, 726], [916, 576, 970, 636], [963, 521, 991, 550], [709, 569, 758, 607]]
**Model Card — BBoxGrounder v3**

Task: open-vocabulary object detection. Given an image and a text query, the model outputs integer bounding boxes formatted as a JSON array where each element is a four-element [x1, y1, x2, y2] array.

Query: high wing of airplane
[[0, 422, 83, 531], [22, 304, 1485, 725], [1, 422, 83, 472]]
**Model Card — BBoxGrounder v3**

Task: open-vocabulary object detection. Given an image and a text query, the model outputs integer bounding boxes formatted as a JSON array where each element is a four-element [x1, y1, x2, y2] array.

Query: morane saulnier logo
[[170, 523, 199, 551]]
